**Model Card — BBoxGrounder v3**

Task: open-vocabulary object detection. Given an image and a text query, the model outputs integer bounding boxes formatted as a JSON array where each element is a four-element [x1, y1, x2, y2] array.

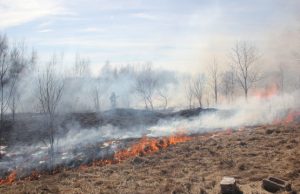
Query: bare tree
[[0, 35, 10, 125], [110, 92, 117, 109], [0, 36, 28, 127], [158, 89, 168, 110], [192, 75, 206, 108], [185, 79, 194, 109], [231, 41, 261, 100], [221, 69, 235, 103], [28, 49, 37, 71], [74, 54, 90, 77], [37, 56, 64, 168], [135, 64, 158, 110], [205, 96, 210, 108], [209, 57, 219, 105], [8, 42, 28, 121], [91, 85, 101, 112]]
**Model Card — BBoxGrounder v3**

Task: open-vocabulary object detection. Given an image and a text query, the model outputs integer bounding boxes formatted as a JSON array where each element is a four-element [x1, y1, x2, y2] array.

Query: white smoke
[[148, 92, 299, 137]]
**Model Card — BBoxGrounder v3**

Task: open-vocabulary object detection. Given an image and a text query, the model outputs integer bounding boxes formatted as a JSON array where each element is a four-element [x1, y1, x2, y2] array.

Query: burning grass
[[0, 122, 299, 194], [0, 134, 192, 186], [0, 171, 16, 185], [89, 135, 191, 167], [114, 135, 191, 161]]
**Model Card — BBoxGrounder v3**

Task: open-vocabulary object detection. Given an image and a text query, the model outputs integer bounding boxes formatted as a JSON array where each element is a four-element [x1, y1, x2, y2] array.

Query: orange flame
[[283, 110, 300, 123], [0, 171, 16, 185], [0, 134, 191, 184], [79, 134, 191, 168], [114, 135, 191, 161], [253, 83, 278, 99], [273, 110, 300, 125]]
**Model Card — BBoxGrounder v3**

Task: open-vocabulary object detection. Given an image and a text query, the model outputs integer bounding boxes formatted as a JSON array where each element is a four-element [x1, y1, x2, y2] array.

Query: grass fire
[[1, 0, 300, 194], [0, 134, 192, 185], [114, 135, 192, 161]]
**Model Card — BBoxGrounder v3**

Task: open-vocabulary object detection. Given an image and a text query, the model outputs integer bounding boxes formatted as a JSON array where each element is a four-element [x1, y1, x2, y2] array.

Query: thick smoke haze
[[149, 92, 300, 137]]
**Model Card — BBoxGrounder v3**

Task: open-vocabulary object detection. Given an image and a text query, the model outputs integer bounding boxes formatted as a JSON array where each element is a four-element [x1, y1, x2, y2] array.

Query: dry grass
[[0, 123, 299, 194]]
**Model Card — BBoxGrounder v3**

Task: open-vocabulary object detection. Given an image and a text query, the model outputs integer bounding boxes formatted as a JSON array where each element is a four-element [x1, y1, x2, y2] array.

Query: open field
[[0, 123, 299, 194]]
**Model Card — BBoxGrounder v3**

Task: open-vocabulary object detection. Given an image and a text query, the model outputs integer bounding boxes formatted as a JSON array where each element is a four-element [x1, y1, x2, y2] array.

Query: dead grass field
[[0, 123, 299, 194]]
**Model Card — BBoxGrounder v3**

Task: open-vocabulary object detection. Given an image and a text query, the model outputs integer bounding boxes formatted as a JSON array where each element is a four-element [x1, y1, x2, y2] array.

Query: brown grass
[[0, 123, 299, 194]]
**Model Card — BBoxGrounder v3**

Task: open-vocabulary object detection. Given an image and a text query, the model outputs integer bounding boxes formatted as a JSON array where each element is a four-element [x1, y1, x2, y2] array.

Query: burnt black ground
[[0, 108, 216, 146]]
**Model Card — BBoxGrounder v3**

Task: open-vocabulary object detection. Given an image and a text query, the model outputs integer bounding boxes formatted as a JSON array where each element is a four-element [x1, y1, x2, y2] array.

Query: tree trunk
[[198, 97, 202, 108], [48, 114, 55, 171], [214, 83, 218, 105], [244, 78, 248, 101], [0, 81, 4, 124], [144, 97, 148, 109], [12, 96, 15, 122], [148, 98, 154, 110]]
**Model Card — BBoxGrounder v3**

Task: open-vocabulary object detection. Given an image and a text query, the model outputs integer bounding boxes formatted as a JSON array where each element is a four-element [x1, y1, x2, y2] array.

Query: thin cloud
[[38, 29, 53, 33], [36, 37, 166, 49], [131, 12, 158, 21], [37, 21, 53, 28], [0, 0, 70, 29], [81, 27, 105, 33]]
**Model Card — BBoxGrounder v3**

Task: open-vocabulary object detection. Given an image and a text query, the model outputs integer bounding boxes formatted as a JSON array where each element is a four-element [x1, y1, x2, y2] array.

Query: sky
[[0, 0, 299, 74]]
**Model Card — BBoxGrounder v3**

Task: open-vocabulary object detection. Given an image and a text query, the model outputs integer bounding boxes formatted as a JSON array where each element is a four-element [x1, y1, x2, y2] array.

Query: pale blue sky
[[1, 0, 299, 72]]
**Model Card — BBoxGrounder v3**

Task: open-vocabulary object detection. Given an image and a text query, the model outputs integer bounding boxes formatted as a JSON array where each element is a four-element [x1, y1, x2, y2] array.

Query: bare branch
[[230, 41, 261, 100]]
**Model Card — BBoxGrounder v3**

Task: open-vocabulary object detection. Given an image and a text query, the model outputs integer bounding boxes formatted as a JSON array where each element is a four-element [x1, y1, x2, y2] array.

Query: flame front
[[0, 134, 191, 185], [0, 171, 16, 185], [114, 135, 191, 161], [283, 110, 300, 123], [273, 110, 300, 125]]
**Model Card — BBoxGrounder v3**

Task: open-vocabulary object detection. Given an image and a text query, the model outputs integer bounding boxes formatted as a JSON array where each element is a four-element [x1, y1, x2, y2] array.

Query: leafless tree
[[206, 97, 210, 108], [0, 34, 35, 146], [28, 49, 37, 71], [231, 41, 261, 100], [209, 57, 219, 105], [185, 79, 194, 109], [158, 89, 168, 110], [135, 64, 158, 110], [91, 86, 101, 112], [0, 35, 10, 125], [110, 92, 117, 109], [37, 56, 64, 168], [8, 42, 29, 121], [0, 36, 27, 124], [74, 54, 90, 77], [192, 75, 206, 108], [221, 69, 235, 103]]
